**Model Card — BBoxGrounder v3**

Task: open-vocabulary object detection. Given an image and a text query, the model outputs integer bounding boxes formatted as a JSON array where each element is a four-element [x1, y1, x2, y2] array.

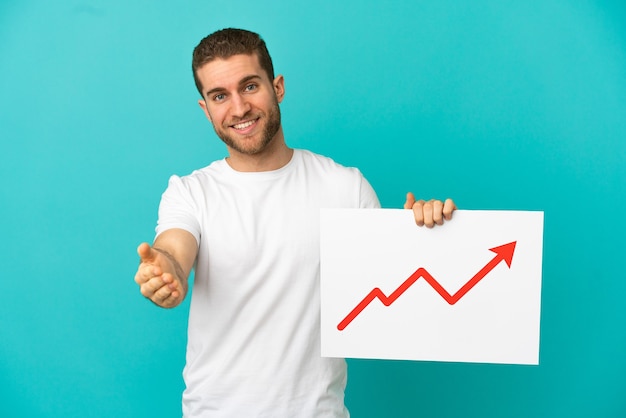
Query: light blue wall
[[1, 1, 625, 417]]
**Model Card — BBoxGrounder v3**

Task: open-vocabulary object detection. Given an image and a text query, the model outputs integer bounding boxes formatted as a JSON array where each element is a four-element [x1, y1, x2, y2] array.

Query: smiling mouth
[[232, 119, 258, 130]]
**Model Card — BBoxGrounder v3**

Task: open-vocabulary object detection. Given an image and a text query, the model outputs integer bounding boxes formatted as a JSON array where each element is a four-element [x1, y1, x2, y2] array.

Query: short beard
[[214, 99, 281, 156]]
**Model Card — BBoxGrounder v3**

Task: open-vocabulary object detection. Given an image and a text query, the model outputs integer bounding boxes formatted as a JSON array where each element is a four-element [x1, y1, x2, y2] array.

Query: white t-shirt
[[156, 149, 380, 417]]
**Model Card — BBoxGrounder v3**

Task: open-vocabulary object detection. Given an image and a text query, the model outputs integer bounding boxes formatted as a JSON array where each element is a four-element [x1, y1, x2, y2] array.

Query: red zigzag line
[[336, 241, 516, 331]]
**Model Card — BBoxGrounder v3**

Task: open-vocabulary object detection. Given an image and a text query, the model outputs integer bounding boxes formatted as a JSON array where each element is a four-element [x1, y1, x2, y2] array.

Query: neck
[[225, 129, 293, 172]]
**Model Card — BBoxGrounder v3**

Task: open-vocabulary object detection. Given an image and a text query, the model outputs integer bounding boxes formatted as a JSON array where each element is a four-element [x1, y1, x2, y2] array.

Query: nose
[[231, 93, 251, 118]]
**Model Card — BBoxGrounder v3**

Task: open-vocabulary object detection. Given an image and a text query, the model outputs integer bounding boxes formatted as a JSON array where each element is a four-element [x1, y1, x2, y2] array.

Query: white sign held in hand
[[320, 209, 544, 365]]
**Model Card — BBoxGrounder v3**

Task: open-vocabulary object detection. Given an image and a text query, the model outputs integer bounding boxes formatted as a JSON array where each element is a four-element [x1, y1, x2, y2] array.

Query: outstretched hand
[[134, 242, 186, 308], [404, 192, 456, 227]]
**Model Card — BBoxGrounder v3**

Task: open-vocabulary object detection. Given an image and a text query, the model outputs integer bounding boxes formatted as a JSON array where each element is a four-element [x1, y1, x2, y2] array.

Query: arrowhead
[[489, 241, 517, 268]]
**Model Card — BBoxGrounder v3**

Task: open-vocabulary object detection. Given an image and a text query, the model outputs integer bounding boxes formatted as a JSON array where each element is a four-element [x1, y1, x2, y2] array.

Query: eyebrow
[[204, 74, 263, 98]]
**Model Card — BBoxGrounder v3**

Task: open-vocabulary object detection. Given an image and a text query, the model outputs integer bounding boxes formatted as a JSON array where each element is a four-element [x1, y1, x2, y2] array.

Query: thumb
[[404, 192, 416, 209], [137, 242, 157, 263]]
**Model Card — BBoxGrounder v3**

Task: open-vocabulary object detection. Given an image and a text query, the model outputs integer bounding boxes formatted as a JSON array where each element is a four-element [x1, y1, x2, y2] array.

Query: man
[[135, 28, 455, 417]]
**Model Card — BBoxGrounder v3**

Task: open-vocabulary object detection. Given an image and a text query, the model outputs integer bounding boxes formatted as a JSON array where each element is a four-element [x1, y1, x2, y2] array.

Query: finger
[[152, 273, 182, 306], [156, 290, 181, 309], [134, 262, 162, 285], [134, 268, 148, 285], [432, 200, 445, 225], [443, 198, 456, 220], [137, 242, 157, 263], [412, 199, 425, 226], [152, 281, 176, 304], [422, 200, 435, 228], [404, 192, 416, 209], [140, 275, 169, 299]]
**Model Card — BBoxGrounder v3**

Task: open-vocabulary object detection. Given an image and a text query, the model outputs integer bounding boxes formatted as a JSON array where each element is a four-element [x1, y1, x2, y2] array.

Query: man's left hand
[[404, 192, 456, 228]]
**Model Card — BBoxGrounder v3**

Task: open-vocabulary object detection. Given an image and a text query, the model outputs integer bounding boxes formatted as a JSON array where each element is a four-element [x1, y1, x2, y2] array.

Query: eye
[[244, 83, 257, 92], [213, 93, 226, 102]]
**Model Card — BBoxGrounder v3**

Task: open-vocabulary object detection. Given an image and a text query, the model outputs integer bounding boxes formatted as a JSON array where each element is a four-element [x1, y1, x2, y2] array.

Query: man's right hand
[[135, 243, 186, 308]]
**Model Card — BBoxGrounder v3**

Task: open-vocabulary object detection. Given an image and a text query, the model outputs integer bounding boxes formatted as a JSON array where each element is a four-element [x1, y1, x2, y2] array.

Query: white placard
[[320, 209, 544, 365]]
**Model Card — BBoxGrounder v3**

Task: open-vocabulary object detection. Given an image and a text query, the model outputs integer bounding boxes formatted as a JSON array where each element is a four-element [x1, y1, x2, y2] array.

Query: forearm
[[152, 228, 198, 277]]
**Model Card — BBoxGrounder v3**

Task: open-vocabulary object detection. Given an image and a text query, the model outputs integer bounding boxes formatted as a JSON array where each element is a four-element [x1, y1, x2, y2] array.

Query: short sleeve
[[358, 172, 381, 209], [155, 175, 201, 246]]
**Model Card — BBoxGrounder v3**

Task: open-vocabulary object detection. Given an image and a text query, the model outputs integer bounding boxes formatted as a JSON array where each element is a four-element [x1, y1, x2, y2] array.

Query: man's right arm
[[134, 228, 198, 308]]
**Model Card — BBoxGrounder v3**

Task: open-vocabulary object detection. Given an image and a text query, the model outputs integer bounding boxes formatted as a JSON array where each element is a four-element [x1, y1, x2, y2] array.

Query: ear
[[198, 99, 212, 122], [273, 75, 285, 104]]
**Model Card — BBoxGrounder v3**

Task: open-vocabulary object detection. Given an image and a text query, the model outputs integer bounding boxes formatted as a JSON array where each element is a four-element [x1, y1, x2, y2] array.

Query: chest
[[199, 178, 329, 275]]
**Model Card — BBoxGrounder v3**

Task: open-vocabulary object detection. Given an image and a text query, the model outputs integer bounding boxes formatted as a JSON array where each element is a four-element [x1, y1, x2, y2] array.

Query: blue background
[[1, 1, 625, 417]]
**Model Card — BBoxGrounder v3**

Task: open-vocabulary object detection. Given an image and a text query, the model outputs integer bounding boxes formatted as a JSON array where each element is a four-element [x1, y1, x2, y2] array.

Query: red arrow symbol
[[337, 241, 517, 331]]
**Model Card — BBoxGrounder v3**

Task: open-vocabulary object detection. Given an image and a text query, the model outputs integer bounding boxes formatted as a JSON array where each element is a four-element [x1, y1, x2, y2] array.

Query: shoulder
[[296, 149, 364, 178], [295, 149, 380, 208], [167, 159, 229, 188]]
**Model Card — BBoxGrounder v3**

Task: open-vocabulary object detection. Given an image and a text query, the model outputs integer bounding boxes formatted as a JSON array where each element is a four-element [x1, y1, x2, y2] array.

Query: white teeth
[[233, 120, 255, 130]]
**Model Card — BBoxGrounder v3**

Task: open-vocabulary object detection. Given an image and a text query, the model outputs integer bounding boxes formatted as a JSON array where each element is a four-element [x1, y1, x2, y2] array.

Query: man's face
[[197, 53, 284, 156]]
